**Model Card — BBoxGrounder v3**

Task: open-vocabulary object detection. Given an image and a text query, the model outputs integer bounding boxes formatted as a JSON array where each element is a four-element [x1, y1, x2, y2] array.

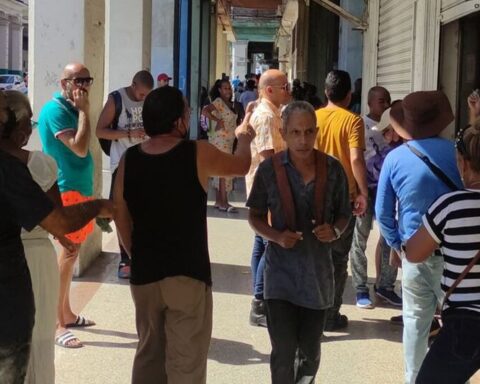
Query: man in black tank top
[[113, 86, 255, 384]]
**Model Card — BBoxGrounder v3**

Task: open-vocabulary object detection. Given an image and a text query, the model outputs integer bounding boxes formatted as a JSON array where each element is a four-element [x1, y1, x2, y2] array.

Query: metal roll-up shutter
[[376, 0, 415, 100]]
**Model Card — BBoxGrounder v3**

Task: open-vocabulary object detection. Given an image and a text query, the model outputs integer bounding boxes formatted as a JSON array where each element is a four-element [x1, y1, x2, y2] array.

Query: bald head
[[60, 62, 92, 100], [367, 86, 391, 120], [259, 69, 287, 89], [62, 62, 89, 79], [367, 86, 390, 104], [258, 69, 290, 107]]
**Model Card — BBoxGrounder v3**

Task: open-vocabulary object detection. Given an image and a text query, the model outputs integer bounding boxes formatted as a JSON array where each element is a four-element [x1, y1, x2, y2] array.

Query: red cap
[[157, 73, 172, 82]]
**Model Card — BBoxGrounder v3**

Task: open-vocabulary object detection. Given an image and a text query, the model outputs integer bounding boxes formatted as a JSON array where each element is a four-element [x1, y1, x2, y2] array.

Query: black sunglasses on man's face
[[63, 77, 94, 87]]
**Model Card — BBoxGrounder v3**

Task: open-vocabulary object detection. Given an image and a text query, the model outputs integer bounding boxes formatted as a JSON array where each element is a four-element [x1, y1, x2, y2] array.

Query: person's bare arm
[[202, 104, 225, 131], [57, 89, 91, 157], [39, 199, 113, 240], [468, 91, 480, 126], [350, 147, 368, 215], [96, 96, 129, 140], [43, 182, 77, 251], [45, 182, 63, 207], [113, 155, 133, 257], [248, 208, 302, 249], [405, 225, 438, 263]]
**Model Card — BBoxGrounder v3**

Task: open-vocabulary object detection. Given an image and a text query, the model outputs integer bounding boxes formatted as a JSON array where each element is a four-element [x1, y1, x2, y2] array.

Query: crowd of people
[[0, 61, 479, 384]]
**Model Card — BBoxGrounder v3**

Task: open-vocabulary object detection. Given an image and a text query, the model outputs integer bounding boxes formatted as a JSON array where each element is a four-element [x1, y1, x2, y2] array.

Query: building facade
[[362, 0, 480, 137], [0, 0, 27, 74]]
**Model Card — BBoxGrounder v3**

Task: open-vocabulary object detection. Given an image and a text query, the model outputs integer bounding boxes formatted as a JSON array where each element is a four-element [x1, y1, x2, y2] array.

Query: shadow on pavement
[[74, 252, 130, 285], [208, 337, 269, 365], [80, 327, 138, 340], [322, 319, 402, 344], [81, 340, 138, 349], [211, 262, 252, 296]]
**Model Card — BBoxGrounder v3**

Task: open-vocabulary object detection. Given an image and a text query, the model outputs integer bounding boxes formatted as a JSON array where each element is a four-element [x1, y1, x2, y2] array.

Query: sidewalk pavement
[[54, 187, 480, 383]]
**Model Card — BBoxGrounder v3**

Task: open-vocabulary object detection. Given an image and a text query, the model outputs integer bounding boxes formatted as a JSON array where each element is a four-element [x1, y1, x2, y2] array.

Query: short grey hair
[[281, 101, 316, 131]]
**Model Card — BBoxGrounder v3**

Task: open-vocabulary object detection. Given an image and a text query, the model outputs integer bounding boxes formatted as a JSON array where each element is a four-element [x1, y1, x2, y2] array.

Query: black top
[[0, 149, 54, 344], [0, 149, 54, 279], [124, 141, 211, 286]]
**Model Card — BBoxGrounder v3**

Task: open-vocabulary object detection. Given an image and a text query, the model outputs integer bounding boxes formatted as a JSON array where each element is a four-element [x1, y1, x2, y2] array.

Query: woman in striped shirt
[[406, 118, 480, 384]]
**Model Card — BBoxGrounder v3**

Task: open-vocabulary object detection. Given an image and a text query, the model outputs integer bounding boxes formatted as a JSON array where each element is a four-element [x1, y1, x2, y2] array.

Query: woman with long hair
[[201, 79, 239, 212]]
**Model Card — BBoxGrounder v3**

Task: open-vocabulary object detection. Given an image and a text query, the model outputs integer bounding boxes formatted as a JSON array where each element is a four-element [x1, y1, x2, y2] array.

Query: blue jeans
[[251, 234, 267, 299], [402, 256, 444, 384], [416, 310, 480, 384], [350, 201, 397, 292]]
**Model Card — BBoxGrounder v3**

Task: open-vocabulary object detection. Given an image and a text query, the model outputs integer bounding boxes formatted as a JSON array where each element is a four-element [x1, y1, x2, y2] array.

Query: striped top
[[423, 189, 480, 314]]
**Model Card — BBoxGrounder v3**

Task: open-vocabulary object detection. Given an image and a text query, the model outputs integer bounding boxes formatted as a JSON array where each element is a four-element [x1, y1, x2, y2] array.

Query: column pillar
[[29, 0, 85, 116], [29, 0, 105, 275], [277, 36, 290, 76], [0, 14, 10, 71], [104, 0, 144, 95], [151, 0, 175, 83], [232, 40, 248, 80], [8, 17, 23, 72]]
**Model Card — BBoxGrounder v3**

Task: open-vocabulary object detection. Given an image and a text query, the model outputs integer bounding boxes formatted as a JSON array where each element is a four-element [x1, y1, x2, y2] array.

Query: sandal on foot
[[218, 205, 238, 213], [55, 331, 83, 349], [66, 315, 96, 328]]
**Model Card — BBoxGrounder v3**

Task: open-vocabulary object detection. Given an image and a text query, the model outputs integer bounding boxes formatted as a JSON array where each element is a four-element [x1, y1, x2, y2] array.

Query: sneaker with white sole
[[356, 291, 374, 309], [375, 287, 402, 306]]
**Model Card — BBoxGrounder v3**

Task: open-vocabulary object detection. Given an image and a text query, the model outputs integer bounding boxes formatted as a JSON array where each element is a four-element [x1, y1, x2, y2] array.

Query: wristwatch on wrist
[[332, 225, 342, 241]]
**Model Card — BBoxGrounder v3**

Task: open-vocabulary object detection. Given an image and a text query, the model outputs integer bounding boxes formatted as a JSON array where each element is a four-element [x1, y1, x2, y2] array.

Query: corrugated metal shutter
[[376, 0, 415, 100]]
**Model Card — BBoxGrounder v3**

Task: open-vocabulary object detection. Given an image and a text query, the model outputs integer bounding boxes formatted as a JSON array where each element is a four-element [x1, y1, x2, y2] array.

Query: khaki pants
[[130, 276, 213, 384]]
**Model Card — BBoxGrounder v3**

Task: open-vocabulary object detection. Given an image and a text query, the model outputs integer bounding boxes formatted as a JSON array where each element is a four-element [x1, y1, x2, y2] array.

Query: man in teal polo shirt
[[38, 62, 95, 349]]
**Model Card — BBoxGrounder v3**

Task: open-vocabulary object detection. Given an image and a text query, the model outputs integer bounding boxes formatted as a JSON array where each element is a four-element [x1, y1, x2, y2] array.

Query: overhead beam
[[217, 0, 236, 41], [312, 0, 367, 30]]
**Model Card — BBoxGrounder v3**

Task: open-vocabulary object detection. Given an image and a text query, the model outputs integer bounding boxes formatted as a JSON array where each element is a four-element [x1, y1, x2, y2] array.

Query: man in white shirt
[[349, 86, 402, 309], [96, 70, 154, 278], [246, 69, 290, 327]]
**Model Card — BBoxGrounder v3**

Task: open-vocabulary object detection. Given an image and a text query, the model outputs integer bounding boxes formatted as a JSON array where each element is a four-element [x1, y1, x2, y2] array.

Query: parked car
[[0, 74, 28, 94]]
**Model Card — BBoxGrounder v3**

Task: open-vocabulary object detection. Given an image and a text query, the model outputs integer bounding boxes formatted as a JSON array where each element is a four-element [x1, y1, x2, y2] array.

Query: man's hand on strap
[[274, 230, 303, 249], [312, 223, 337, 243]]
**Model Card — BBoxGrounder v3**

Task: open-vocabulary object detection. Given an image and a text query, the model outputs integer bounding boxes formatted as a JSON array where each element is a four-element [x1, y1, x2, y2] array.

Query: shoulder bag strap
[[442, 249, 480, 311], [314, 151, 328, 225], [272, 152, 296, 231], [405, 143, 459, 191], [110, 90, 123, 130]]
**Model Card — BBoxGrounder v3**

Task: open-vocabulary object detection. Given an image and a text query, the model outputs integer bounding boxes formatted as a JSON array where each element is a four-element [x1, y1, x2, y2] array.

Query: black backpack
[[99, 90, 123, 156]]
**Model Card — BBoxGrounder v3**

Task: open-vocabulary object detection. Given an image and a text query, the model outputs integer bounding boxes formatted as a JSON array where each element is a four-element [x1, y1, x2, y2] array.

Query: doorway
[[439, 11, 480, 137]]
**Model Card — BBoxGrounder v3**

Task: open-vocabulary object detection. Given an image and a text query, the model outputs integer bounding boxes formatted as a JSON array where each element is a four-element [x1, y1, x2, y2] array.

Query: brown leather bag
[[272, 150, 328, 231]]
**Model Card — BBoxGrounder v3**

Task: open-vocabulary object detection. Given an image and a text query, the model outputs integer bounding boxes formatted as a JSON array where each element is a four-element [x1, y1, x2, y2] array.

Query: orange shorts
[[61, 191, 94, 244]]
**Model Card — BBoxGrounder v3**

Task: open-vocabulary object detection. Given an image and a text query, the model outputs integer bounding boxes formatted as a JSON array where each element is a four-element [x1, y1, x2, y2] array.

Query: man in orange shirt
[[315, 70, 368, 331]]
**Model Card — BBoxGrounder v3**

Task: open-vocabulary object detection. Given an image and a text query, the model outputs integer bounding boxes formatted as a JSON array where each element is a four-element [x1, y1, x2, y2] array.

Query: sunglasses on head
[[455, 125, 470, 159], [63, 77, 94, 87]]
